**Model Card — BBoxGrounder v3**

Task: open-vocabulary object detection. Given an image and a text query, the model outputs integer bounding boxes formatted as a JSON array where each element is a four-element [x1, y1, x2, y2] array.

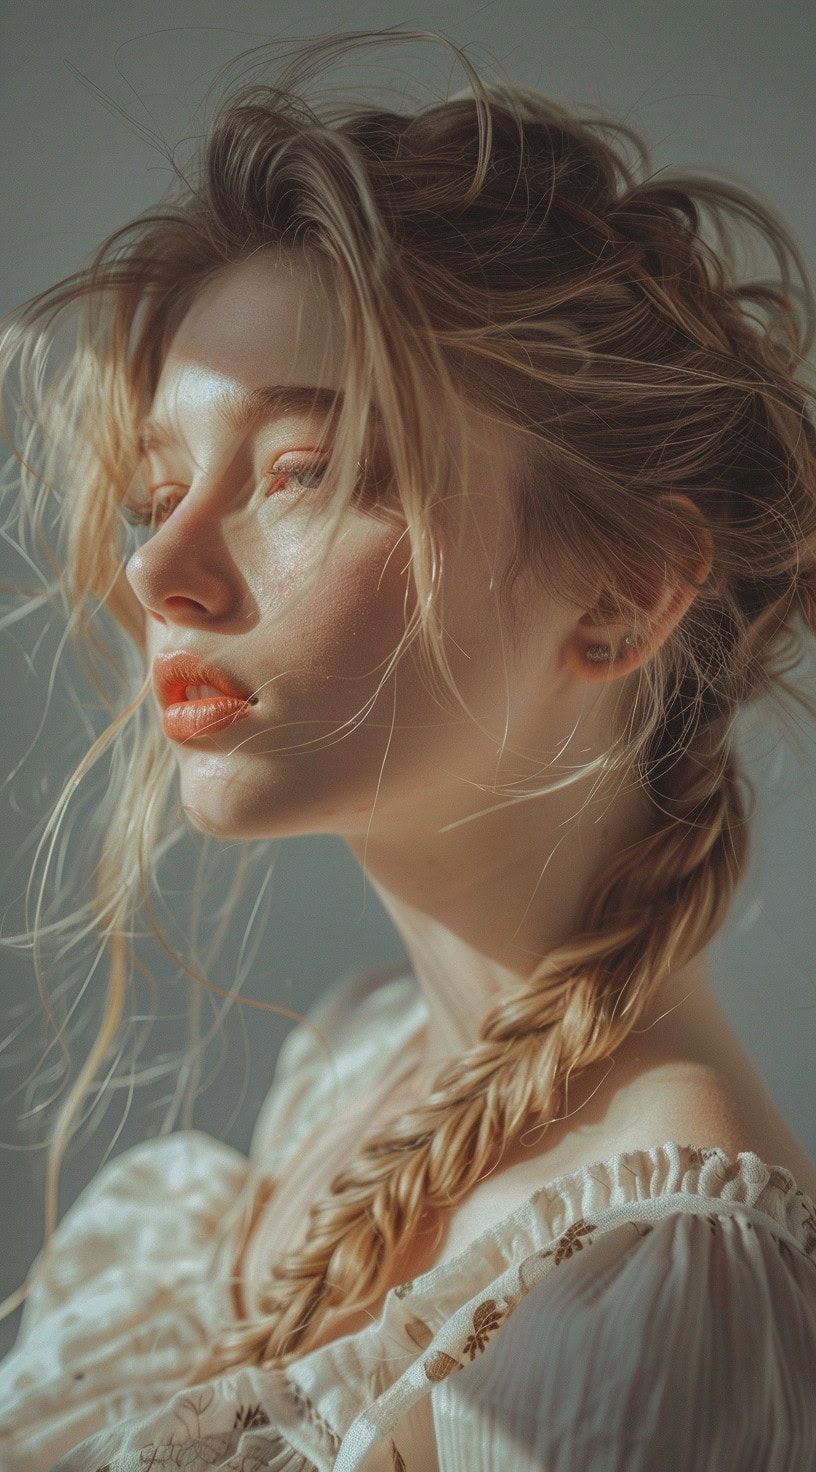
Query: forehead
[[151, 251, 347, 426]]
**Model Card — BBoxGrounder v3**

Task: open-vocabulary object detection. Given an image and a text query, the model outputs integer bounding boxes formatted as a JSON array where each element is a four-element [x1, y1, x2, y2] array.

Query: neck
[[344, 761, 717, 1069]]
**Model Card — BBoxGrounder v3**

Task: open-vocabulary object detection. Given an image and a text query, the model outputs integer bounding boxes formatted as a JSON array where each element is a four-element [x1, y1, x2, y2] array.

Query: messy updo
[[1, 26, 815, 1376]]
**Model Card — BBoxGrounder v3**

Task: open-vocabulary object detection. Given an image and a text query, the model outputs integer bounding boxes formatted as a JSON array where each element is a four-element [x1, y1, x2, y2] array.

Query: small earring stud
[[585, 633, 637, 663]]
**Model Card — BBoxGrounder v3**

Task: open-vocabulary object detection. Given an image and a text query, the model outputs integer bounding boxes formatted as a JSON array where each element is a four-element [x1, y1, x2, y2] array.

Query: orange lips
[[162, 695, 254, 741]]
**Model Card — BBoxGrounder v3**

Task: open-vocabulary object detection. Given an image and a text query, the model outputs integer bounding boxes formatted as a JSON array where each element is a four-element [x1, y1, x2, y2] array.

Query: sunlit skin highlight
[[125, 252, 796, 1192]]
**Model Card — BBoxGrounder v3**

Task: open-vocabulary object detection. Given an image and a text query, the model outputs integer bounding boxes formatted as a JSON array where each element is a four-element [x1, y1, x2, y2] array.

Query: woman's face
[[125, 249, 568, 846]]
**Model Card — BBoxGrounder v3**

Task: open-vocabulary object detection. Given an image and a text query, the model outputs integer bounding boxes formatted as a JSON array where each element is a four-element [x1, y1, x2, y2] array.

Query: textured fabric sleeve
[[429, 1210, 816, 1472], [0, 1133, 251, 1472]]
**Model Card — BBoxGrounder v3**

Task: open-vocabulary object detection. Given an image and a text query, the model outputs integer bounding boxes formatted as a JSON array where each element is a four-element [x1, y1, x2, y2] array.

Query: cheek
[[259, 522, 412, 682]]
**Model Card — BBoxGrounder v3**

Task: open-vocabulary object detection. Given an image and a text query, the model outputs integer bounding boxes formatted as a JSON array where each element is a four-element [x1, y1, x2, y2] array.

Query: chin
[[180, 804, 240, 838], [180, 799, 317, 843]]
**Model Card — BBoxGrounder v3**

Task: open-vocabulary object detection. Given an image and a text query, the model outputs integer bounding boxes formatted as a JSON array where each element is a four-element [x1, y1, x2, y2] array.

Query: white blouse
[[0, 965, 815, 1471]]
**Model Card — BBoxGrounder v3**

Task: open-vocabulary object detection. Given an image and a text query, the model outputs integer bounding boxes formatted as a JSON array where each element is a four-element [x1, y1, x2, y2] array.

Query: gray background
[[1, 0, 815, 1360]]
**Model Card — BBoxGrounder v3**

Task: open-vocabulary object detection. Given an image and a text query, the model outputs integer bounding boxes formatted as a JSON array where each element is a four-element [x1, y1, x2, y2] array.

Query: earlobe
[[564, 629, 643, 682]]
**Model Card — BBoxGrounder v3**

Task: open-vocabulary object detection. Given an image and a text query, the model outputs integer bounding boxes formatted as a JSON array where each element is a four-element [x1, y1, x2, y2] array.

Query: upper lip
[[153, 651, 253, 709]]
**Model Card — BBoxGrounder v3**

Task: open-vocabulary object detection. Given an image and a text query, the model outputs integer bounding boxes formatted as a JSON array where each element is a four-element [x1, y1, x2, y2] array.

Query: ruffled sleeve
[[0, 1132, 251, 1472], [429, 1207, 816, 1471], [0, 965, 419, 1472]]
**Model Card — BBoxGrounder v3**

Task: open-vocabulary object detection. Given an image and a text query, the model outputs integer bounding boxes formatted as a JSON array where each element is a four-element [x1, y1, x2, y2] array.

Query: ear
[[564, 493, 714, 682]]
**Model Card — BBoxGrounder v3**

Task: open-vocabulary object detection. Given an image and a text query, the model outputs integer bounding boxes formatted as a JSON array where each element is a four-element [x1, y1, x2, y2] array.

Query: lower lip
[[162, 697, 254, 741]]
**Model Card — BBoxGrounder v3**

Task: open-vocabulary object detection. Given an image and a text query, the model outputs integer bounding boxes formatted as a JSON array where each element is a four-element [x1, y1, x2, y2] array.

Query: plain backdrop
[[1, 0, 815, 1360]]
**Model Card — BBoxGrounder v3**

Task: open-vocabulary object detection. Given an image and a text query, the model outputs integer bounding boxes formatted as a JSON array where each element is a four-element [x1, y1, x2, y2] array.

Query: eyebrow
[[137, 384, 381, 453]]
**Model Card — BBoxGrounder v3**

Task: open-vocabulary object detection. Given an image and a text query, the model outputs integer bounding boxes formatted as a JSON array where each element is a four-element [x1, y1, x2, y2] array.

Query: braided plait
[[184, 709, 745, 1377]]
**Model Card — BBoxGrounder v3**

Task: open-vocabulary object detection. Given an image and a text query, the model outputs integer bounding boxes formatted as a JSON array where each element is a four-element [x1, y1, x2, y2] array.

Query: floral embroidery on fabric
[[390, 1439, 407, 1471], [233, 1403, 271, 1432], [766, 1166, 796, 1194], [136, 1431, 247, 1466], [708, 1155, 745, 1188], [541, 1216, 597, 1265], [404, 1314, 435, 1349], [422, 1293, 516, 1381], [130, 1388, 238, 1468], [283, 1376, 342, 1454], [685, 1145, 720, 1168], [93, 1399, 288, 1472], [423, 1349, 462, 1382], [462, 1298, 507, 1360]]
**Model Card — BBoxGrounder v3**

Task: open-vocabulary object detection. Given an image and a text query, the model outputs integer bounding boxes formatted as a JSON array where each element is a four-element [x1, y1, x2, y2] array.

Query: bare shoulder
[[526, 991, 816, 1205], [435, 1052, 816, 1266], [606, 1057, 816, 1195], [532, 1049, 816, 1202]]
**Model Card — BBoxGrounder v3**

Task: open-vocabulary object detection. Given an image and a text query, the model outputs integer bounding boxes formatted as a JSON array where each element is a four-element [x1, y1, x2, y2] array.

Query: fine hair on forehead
[[1, 24, 815, 1376]]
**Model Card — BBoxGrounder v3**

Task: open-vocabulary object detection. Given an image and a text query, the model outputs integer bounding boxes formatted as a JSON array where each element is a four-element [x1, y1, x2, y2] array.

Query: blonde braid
[[184, 723, 746, 1381]]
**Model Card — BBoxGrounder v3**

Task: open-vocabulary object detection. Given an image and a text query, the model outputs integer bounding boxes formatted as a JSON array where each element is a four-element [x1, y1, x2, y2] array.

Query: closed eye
[[121, 454, 334, 529]]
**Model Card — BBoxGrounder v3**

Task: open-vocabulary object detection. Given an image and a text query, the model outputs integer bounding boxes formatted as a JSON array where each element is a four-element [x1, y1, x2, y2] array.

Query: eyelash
[[121, 456, 332, 529]]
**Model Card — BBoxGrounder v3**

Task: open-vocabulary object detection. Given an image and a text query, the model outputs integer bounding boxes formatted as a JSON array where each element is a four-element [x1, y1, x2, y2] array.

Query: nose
[[126, 535, 239, 623], [141, 596, 208, 626], [125, 492, 248, 624]]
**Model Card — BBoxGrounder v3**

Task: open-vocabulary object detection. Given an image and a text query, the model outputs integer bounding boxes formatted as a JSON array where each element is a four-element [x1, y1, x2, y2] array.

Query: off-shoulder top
[[1, 965, 815, 1470]]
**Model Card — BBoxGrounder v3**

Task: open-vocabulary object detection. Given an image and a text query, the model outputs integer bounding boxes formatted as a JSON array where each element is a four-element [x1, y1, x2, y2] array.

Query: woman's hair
[[1, 25, 816, 1377]]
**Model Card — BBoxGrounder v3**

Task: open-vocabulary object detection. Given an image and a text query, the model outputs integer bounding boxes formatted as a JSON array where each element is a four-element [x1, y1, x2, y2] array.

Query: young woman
[[1, 26, 815, 1471]]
